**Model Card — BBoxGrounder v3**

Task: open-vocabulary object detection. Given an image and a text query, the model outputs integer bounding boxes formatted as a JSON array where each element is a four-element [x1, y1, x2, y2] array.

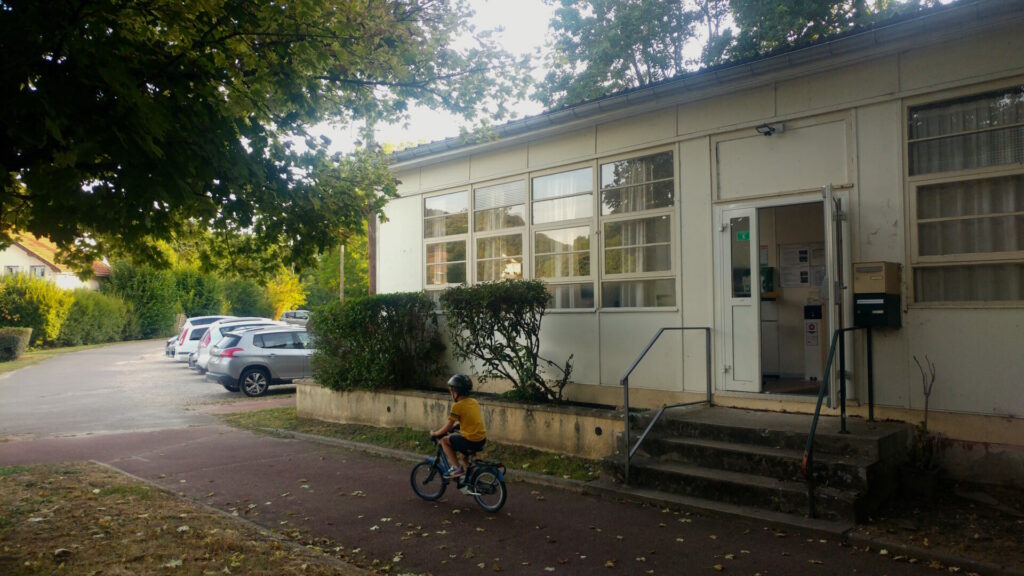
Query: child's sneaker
[[444, 466, 463, 479]]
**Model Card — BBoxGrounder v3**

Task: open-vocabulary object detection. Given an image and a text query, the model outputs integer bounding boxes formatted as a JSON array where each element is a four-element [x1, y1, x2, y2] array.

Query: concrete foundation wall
[[296, 383, 624, 460]]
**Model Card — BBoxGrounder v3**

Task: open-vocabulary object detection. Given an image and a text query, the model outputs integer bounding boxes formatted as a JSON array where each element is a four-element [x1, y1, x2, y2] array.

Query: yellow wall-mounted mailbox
[[853, 261, 901, 328]]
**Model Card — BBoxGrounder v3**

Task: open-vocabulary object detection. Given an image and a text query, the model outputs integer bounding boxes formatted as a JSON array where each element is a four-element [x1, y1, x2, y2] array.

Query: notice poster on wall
[[781, 244, 810, 287]]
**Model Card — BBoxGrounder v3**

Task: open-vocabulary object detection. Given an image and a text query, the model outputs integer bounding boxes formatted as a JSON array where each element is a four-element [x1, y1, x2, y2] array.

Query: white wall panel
[[678, 85, 775, 137], [419, 159, 470, 191], [528, 127, 596, 169], [717, 120, 848, 199], [470, 145, 528, 181], [599, 312, 683, 389], [538, 313, 600, 387], [679, 138, 716, 393], [777, 57, 898, 116], [394, 168, 421, 197], [377, 195, 423, 294], [901, 28, 1024, 93], [596, 107, 676, 155]]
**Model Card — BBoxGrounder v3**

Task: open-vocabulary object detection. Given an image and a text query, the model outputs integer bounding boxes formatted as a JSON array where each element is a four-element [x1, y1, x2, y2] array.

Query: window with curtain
[[474, 180, 525, 282], [532, 167, 595, 309], [908, 85, 1024, 303], [599, 151, 676, 308], [424, 191, 468, 288]]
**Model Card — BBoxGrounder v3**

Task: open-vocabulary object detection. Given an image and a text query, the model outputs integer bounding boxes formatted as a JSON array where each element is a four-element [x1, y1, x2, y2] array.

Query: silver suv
[[205, 326, 313, 397]]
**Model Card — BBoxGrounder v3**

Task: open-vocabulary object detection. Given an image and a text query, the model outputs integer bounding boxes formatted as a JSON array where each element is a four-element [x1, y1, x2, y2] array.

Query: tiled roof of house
[[13, 234, 110, 277]]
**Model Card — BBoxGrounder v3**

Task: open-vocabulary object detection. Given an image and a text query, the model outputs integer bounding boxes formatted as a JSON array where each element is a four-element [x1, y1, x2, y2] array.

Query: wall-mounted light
[[755, 122, 785, 136]]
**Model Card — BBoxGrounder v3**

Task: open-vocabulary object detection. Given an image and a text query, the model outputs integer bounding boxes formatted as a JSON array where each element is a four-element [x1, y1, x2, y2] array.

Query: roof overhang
[[389, 0, 1022, 171]]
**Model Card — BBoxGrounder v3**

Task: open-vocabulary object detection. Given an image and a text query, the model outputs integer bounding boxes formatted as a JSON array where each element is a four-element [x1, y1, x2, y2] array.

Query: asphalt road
[[0, 342, 948, 575]]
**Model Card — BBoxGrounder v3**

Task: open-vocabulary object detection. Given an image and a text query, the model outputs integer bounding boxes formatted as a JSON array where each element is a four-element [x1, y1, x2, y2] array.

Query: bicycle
[[410, 434, 508, 513]]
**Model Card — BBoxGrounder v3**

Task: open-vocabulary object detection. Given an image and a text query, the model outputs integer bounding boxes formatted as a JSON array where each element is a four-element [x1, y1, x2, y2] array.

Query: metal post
[[867, 326, 875, 423], [705, 328, 712, 405], [839, 329, 848, 434], [622, 377, 630, 485]]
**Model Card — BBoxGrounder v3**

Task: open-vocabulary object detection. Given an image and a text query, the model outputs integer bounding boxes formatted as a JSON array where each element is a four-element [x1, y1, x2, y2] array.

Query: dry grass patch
[[0, 463, 361, 575]]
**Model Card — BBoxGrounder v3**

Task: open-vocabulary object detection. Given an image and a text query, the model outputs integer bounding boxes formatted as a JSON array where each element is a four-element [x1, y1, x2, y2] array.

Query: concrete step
[[617, 458, 864, 522], [637, 436, 872, 491]]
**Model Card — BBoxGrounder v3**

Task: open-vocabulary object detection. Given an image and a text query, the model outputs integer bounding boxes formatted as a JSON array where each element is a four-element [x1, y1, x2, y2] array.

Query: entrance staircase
[[606, 406, 910, 523]]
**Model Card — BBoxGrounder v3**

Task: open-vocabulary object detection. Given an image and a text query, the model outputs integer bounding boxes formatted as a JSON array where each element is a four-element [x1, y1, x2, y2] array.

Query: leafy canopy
[[1, 0, 529, 272]]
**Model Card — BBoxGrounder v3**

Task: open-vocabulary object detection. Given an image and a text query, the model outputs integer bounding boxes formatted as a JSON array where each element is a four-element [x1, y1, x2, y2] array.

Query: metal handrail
[[620, 327, 712, 485], [802, 325, 874, 517]]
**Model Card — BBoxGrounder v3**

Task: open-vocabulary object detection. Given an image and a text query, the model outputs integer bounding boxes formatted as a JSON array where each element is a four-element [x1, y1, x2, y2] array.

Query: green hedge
[[58, 290, 129, 346], [0, 275, 74, 346], [102, 261, 177, 338], [174, 268, 226, 317], [223, 279, 273, 318], [310, 292, 444, 391], [0, 327, 33, 361]]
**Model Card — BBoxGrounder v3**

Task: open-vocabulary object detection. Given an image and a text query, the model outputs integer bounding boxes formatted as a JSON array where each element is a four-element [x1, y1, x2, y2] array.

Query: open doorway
[[757, 202, 826, 396]]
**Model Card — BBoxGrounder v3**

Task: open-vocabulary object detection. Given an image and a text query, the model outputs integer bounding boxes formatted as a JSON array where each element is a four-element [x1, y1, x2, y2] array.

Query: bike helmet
[[447, 374, 473, 395]]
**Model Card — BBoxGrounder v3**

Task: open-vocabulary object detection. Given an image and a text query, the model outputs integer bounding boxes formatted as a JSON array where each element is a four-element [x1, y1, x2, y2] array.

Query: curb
[[264, 426, 1023, 576]]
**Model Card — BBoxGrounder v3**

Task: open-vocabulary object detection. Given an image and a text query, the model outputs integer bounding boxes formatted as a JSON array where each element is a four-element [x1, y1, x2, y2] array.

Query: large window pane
[[535, 226, 590, 278], [533, 168, 593, 224], [604, 216, 671, 274], [919, 215, 1024, 256], [424, 191, 468, 238], [915, 263, 1024, 302], [426, 240, 466, 286], [908, 85, 1024, 176], [475, 181, 526, 231], [476, 234, 523, 281], [600, 152, 673, 215], [917, 174, 1024, 220], [547, 282, 595, 309], [534, 195, 593, 224], [602, 279, 676, 308]]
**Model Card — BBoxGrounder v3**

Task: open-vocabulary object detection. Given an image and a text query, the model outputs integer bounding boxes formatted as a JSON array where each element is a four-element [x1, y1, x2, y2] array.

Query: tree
[[173, 267, 226, 317], [304, 233, 369, 310], [536, 0, 699, 109], [264, 270, 307, 320], [102, 261, 178, 338], [223, 279, 273, 319], [1, 0, 529, 273]]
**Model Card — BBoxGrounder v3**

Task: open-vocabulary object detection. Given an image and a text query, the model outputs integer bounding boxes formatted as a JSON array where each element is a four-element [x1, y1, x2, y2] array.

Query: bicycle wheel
[[410, 461, 447, 501], [471, 467, 507, 513]]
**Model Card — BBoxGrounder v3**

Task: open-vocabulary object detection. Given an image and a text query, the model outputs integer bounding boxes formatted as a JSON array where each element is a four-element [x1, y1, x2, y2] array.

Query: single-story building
[[378, 0, 1024, 481], [0, 234, 110, 290]]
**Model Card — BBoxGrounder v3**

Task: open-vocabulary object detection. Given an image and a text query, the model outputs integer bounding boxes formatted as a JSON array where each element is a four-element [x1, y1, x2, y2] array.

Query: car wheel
[[239, 367, 270, 397]]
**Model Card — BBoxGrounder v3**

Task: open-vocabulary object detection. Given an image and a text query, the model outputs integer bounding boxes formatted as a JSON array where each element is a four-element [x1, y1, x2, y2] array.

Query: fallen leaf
[[605, 560, 616, 568], [713, 563, 723, 571]]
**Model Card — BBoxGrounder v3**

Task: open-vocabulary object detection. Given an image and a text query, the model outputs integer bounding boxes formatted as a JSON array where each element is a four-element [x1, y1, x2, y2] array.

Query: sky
[[317, 0, 556, 154]]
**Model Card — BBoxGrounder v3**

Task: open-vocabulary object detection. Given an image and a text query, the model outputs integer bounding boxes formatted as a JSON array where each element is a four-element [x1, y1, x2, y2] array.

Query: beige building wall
[[379, 21, 1024, 445]]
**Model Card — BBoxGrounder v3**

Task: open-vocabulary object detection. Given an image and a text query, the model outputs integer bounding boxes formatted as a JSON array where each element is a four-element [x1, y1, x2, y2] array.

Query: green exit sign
[[736, 230, 750, 241]]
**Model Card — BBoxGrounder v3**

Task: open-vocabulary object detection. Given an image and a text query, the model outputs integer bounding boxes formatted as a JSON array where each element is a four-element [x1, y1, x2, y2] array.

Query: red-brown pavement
[[1, 423, 941, 575]]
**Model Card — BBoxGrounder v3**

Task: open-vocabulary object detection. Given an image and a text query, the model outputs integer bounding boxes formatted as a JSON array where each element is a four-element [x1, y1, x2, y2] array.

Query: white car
[[173, 316, 232, 362], [194, 317, 284, 373], [281, 310, 310, 326]]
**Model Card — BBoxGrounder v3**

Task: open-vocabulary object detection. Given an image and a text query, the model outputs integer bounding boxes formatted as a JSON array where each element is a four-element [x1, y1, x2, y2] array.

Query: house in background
[[379, 0, 1024, 485], [0, 234, 111, 290]]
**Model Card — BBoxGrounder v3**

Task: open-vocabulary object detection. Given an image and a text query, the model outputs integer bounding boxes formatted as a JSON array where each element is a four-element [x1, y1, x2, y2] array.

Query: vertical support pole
[[867, 327, 875, 423], [839, 328, 848, 434], [622, 378, 630, 485], [704, 327, 712, 403]]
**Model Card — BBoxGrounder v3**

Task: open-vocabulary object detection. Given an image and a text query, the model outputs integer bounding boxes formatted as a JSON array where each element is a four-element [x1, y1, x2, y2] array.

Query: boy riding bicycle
[[430, 374, 486, 479]]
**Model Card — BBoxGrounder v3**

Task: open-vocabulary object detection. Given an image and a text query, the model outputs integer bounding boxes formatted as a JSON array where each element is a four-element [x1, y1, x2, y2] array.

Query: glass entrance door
[[719, 207, 761, 392]]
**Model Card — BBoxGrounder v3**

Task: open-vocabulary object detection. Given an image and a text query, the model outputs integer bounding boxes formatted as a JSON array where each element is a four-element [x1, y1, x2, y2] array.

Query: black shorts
[[450, 434, 486, 454]]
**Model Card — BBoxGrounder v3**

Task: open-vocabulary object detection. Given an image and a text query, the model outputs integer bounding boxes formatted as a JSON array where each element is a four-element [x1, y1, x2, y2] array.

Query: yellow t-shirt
[[449, 397, 486, 442]]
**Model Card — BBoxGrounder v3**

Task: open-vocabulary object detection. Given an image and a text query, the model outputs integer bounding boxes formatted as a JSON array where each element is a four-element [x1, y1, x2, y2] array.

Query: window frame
[[596, 147, 679, 310], [471, 175, 528, 284], [422, 188, 470, 292], [904, 79, 1024, 307]]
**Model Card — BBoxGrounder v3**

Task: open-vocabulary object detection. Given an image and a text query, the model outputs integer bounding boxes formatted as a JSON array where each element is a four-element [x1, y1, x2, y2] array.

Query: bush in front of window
[[0, 274, 74, 346], [0, 327, 33, 361], [309, 292, 444, 391], [440, 279, 573, 403], [57, 290, 130, 346]]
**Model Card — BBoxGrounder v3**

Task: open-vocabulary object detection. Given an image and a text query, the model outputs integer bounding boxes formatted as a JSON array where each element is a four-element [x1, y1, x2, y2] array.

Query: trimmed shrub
[[440, 280, 573, 403], [58, 290, 129, 346], [173, 268, 226, 317], [0, 327, 33, 361], [310, 292, 444, 391], [0, 274, 74, 346], [102, 261, 177, 339], [223, 279, 274, 318]]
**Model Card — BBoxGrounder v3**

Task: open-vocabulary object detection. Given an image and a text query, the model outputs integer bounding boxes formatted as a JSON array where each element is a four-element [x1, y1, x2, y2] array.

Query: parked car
[[172, 315, 233, 361], [206, 326, 313, 397], [173, 326, 210, 362], [281, 310, 310, 326], [165, 336, 177, 358], [193, 317, 283, 373]]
